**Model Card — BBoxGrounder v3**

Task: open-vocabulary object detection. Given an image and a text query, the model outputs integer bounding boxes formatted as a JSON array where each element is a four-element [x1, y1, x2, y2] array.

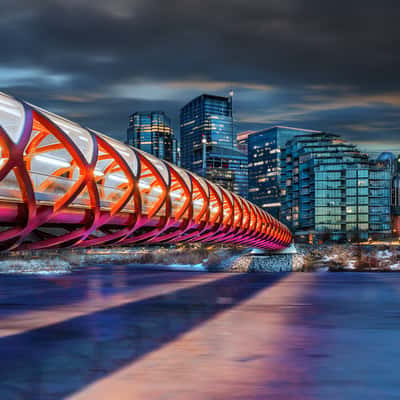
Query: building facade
[[376, 152, 400, 237], [281, 133, 392, 243], [236, 130, 254, 154], [126, 111, 177, 163], [393, 174, 400, 236], [247, 126, 321, 218], [180, 94, 247, 197]]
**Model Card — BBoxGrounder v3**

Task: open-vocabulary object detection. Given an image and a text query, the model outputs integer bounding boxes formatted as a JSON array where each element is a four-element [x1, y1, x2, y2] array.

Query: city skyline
[[1, 0, 400, 153]]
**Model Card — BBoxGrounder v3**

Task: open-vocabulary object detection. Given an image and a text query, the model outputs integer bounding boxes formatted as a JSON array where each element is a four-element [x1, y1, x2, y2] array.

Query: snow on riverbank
[[4, 244, 400, 274], [299, 244, 400, 271], [0, 258, 72, 274], [124, 263, 207, 272], [0, 246, 243, 274], [0, 257, 209, 274]]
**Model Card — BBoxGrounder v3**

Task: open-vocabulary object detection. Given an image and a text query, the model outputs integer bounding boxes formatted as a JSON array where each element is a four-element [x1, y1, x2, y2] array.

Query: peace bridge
[[0, 92, 291, 251]]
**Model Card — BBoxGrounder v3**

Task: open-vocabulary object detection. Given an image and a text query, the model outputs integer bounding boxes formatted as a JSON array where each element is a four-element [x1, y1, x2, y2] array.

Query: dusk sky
[[1, 0, 400, 153]]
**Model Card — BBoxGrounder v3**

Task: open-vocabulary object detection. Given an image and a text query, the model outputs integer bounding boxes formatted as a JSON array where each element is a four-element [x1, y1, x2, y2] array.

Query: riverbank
[[297, 243, 400, 272], [0, 245, 246, 274], [2, 243, 400, 274]]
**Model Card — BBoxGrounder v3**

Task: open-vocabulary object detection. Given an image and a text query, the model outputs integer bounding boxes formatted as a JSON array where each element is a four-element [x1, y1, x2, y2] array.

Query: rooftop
[[249, 125, 322, 136]]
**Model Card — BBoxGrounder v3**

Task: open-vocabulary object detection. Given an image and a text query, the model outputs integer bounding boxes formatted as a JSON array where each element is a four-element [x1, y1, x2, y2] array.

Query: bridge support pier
[[235, 243, 299, 272]]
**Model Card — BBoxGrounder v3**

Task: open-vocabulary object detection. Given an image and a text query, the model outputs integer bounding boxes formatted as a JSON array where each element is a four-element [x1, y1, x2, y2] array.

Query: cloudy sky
[[1, 0, 400, 153]]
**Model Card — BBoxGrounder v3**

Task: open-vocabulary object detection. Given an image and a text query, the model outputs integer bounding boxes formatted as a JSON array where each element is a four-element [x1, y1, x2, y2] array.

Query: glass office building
[[281, 133, 392, 242], [376, 152, 400, 236], [126, 111, 177, 163], [248, 126, 321, 218], [180, 94, 247, 197], [236, 130, 254, 154]]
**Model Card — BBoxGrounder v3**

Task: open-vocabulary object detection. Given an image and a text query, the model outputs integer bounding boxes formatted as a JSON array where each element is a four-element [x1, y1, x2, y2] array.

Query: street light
[[202, 137, 207, 177]]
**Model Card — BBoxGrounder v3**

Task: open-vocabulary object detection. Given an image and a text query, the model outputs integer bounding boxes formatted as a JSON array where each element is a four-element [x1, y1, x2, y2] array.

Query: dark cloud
[[1, 0, 400, 150]]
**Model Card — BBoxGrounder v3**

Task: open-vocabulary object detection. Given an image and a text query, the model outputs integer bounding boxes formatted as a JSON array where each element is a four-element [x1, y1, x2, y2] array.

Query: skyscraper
[[281, 133, 392, 243], [236, 130, 254, 154], [376, 152, 400, 237], [126, 111, 177, 163], [180, 94, 247, 197], [247, 126, 321, 218]]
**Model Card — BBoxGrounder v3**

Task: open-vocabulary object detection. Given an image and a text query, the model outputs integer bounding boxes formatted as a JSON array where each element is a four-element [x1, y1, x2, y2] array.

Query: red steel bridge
[[0, 92, 291, 251]]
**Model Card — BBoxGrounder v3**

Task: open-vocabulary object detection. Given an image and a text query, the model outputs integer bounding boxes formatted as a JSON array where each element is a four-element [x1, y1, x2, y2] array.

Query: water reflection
[[0, 270, 285, 400], [0, 267, 199, 318], [1, 270, 400, 400]]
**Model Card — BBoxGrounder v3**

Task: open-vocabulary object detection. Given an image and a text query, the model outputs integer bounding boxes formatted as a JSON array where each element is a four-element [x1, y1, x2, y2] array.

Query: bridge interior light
[[94, 169, 104, 177], [138, 182, 150, 189], [35, 154, 70, 168], [169, 192, 182, 199], [108, 175, 129, 184]]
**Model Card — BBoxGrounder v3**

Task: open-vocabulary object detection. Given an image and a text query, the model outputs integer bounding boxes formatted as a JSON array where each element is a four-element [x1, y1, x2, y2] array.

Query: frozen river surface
[[0, 266, 400, 399]]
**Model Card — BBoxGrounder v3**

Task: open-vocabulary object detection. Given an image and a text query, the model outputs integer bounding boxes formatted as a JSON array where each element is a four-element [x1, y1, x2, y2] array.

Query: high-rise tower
[[180, 94, 247, 197], [126, 111, 177, 163]]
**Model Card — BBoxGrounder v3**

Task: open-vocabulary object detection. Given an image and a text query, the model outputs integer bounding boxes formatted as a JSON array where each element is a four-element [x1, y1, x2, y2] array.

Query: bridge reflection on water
[[1, 267, 400, 400]]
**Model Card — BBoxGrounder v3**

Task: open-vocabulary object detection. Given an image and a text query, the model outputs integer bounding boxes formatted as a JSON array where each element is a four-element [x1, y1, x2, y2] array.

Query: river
[[0, 266, 399, 399]]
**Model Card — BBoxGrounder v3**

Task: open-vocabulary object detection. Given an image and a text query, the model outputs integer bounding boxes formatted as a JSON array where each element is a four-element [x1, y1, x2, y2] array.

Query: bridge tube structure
[[0, 92, 292, 251]]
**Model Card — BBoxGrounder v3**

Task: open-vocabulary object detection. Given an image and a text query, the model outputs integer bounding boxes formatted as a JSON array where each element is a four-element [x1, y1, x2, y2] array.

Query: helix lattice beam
[[0, 92, 292, 251]]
